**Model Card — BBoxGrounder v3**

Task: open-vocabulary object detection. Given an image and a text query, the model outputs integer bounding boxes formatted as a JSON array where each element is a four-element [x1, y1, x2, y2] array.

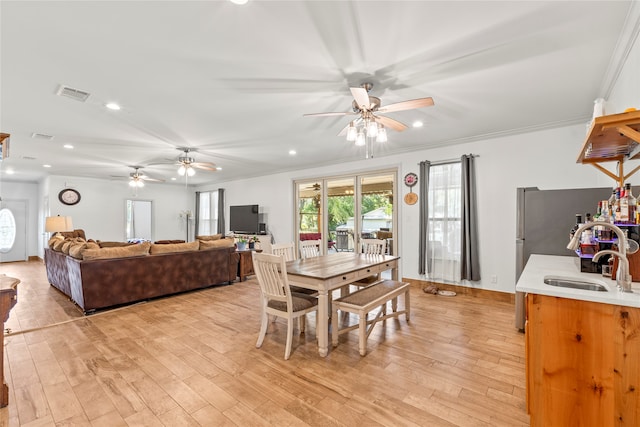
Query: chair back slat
[[300, 239, 320, 259], [361, 238, 386, 255], [271, 242, 297, 261], [252, 252, 291, 305]]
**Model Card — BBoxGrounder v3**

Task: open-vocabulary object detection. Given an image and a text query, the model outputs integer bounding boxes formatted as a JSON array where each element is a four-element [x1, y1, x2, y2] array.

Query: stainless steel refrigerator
[[515, 186, 612, 330]]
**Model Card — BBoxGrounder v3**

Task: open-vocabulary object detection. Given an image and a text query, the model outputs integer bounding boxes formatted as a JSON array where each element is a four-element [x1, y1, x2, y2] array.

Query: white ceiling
[[0, 1, 636, 186]]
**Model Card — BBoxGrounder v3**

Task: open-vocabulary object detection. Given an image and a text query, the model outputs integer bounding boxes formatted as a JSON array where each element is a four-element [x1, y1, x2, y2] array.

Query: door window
[[0, 208, 16, 253]]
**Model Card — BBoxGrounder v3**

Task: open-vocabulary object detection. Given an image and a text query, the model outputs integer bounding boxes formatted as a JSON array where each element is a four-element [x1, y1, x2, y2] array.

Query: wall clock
[[58, 188, 81, 206]]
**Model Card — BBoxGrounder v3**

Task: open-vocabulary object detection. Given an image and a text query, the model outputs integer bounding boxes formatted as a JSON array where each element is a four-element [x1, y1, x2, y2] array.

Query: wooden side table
[[0, 276, 19, 408], [237, 249, 262, 281]]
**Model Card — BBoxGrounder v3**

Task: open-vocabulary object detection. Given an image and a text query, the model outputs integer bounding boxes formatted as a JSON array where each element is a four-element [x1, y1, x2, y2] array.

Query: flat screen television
[[230, 204, 259, 234]]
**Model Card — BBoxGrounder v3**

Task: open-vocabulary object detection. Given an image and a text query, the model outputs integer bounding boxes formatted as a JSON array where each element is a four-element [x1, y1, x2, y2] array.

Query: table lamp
[[45, 215, 73, 237]]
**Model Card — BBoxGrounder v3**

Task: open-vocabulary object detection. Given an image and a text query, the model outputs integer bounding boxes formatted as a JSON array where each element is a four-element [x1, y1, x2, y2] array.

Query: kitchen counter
[[516, 254, 640, 308]]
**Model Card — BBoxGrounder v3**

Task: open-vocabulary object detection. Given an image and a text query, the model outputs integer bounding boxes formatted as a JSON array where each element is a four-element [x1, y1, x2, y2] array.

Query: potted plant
[[236, 237, 248, 251], [249, 236, 260, 249]]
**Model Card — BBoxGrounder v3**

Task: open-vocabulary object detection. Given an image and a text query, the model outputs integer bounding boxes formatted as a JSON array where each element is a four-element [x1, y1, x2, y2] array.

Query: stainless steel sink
[[543, 275, 608, 292]]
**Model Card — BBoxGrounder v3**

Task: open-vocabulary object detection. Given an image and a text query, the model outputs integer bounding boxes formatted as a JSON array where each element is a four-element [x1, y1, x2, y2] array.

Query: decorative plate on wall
[[403, 172, 418, 205]]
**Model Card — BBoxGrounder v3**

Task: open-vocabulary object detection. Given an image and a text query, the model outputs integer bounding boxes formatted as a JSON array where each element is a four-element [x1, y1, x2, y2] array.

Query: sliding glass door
[[295, 169, 396, 256]]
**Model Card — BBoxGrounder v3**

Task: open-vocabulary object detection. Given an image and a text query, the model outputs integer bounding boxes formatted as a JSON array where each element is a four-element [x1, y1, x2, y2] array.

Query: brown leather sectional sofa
[[44, 246, 240, 314]]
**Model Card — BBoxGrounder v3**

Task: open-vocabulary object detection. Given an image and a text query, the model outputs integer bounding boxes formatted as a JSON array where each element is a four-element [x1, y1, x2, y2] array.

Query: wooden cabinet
[[526, 293, 640, 426], [237, 249, 262, 281]]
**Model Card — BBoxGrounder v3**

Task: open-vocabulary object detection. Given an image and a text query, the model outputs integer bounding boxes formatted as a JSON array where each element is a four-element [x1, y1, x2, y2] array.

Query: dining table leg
[[317, 290, 329, 357]]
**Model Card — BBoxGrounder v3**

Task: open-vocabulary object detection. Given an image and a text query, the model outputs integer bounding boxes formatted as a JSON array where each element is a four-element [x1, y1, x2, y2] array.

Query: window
[[427, 162, 461, 282], [0, 208, 16, 253], [197, 191, 219, 236]]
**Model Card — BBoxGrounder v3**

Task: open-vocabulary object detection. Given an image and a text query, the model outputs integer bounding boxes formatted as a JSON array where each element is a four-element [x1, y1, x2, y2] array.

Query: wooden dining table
[[286, 252, 399, 357]]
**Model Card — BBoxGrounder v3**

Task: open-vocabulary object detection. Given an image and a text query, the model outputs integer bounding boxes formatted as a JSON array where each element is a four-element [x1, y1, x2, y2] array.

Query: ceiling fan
[[304, 82, 434, 143], [175, 148, 218, 177], [128, 166, 164, 188]]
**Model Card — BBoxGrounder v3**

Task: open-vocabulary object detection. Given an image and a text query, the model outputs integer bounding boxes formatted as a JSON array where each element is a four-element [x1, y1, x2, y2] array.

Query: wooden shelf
[[577, 110, 640, 186]]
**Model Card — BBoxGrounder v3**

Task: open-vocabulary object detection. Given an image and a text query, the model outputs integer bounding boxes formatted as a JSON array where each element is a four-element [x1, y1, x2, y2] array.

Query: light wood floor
[[0, 260, 529, 426]]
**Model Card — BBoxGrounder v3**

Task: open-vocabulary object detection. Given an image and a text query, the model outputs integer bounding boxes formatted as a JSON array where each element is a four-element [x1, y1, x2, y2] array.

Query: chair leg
[[284, 317, 294, 360], [405, 290, 411, 322], [299, 315, 306, 333], [256, 308, 269, 348], [332, 303, 339, 348], [392, 296, 398, 312]]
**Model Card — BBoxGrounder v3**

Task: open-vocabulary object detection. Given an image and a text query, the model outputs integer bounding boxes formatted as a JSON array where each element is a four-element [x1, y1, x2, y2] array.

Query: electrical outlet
[[491, 275, 498, 284]]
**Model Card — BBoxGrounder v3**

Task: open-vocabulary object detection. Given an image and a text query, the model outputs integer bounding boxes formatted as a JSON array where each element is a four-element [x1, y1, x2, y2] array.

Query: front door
[[0, 199, 27, 262]]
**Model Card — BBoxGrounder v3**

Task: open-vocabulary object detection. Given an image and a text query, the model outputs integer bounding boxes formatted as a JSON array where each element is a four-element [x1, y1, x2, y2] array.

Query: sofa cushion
[[83, 241, 151, 260], [97, 241, 136, 248], [48, 234, 64, 248], [199, 238, 235, 250], [60, 229, 87, 240], [196, 234, 222, 241], [52, 238, 67, 252], [68, 243, 86, 259], [154, 240, 186, 244], [150, 240, 199, 254]]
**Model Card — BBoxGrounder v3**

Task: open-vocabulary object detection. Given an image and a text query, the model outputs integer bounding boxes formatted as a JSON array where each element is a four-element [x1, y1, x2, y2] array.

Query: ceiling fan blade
[[350, 87, 371, 110], [192, 163, 218, 171], [304, 111, 355, 117], [142, 177, 164, 182], [374, 115, 408, 132], [378, 97, 434, 113]]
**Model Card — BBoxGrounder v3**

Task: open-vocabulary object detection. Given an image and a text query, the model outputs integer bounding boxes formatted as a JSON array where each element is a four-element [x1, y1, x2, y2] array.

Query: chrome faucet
[[567, 222, 633, 293]]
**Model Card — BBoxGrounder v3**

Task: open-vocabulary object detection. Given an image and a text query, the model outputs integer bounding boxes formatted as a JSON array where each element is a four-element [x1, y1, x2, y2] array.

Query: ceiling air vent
[[56, 85, 90, 102], [31, 132, 54, 140]]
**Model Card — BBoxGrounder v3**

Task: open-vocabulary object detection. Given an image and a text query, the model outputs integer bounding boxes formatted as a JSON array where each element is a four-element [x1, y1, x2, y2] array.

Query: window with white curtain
[[197, 191, 219, 236], [427, 162, 461, 283]]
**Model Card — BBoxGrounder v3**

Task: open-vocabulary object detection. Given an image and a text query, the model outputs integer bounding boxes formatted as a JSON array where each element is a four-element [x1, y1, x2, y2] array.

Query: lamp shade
[[45, 215, 73, 233]]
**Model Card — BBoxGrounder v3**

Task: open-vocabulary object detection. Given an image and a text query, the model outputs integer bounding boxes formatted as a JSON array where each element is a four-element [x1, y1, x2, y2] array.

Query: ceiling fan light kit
[[305, 82, 433, 158]]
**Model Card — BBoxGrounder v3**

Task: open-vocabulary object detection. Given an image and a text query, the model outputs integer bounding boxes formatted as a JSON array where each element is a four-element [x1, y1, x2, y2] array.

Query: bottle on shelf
[[625, 183, 636, 224], [570, 214, 583, 240], [615, 187, 623, 223], [581, 213, 593, 244]]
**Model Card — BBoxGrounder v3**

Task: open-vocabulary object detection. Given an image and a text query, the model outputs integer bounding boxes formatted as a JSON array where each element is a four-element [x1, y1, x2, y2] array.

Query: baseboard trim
[[402, 277, 515, 304], [28, 256, 43, 262]]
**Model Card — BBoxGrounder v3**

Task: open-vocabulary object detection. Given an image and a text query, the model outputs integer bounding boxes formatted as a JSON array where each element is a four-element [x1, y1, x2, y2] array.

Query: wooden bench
[[332, 280, 410, 356]]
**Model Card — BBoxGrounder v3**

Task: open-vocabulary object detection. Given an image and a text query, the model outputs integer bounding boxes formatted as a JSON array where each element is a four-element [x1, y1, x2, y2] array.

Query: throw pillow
[[150, 240, 199, 254], [48, 235, 64, 248], [196, 234, 222, 241], [199, 238, 235, 250], [83, 241, 151, 260], [52, 239, 67, 252], [68, 243, 87, 259]]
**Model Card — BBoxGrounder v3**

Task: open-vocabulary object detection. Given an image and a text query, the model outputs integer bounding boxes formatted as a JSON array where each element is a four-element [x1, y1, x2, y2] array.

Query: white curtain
[[426, 162, 461, 283], [196, 191, 220, 236]]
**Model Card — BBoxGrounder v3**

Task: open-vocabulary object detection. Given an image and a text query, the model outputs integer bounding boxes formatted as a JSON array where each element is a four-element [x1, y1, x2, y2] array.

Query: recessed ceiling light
[[229, 0, 249, 4], [216, 167, 222, 171], [289, 150, 296, 155], [105, 103, 121, 110], [43, 164, 52, 168], [412, 121, 424, 128], [171, 177, 177, 181], [63, 144, 74, 149], [5, 169, 15, 175]]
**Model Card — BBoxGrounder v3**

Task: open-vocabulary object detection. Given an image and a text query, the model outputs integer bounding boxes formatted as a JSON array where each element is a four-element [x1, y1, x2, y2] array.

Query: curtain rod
[[419, 154, 479, 166]]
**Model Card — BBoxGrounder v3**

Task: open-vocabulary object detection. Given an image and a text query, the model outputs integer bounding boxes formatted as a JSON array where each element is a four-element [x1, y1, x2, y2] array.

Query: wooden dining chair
[[299, 239, 321, 259], [271, 242, 296, 261], [352, 238, 388, 288], [252, 252, 318, 360], [271, 242, 317, 296]]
